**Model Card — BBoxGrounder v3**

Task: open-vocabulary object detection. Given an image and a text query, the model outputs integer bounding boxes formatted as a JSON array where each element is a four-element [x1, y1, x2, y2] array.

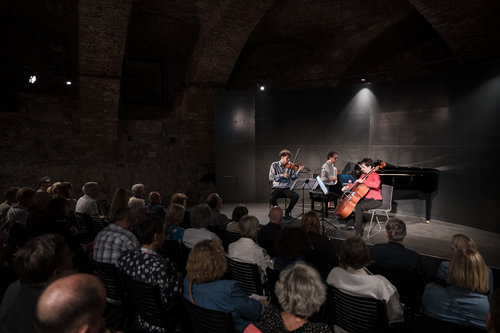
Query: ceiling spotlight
[[66, 81, 72, 85], [28, 75, 37, 84], [259, 85, 265, 91]]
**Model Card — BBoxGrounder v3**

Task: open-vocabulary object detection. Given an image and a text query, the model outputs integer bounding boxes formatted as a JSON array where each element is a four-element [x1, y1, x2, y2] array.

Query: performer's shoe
[[340, 226, 354, 230]]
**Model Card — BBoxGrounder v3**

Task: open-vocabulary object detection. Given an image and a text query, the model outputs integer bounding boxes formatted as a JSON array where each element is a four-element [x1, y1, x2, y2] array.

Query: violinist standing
[[269, 149, 304, 220], [340, 158, 382, 236]]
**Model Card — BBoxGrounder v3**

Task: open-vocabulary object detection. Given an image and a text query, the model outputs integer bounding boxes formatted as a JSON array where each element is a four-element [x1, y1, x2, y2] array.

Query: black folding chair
[[183, 298, 235, 333], [122, 275, 177, 332], [329, 285, 390, 333], [226, 258, 268, 296]]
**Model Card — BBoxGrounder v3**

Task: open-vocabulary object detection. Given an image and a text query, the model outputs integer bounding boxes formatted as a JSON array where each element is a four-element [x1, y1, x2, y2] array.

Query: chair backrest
[[329, 285, 389, 333], [91, 259, 125, 305], [414, 312, 486, 333], [379, 184, 393, 211], [368, 264, 424, 310], [182, 298, 235, 333], [75, 212, 96, 242], [224, 230, 242, 248], [91, 216, 109, 235], [122, 274, 175, 330], [226, 258, 265, 296]]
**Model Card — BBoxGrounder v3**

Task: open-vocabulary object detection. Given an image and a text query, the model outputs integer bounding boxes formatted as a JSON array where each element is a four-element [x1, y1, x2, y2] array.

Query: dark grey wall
[[216, 61, 500, 233]]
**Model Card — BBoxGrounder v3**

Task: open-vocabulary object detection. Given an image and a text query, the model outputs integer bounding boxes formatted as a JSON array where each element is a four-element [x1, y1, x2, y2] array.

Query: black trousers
[[345, 198, 382, 235], [270, 188, 299, 214]]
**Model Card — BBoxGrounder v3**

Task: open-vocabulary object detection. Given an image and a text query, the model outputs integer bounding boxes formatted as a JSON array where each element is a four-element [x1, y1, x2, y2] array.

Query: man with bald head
[[258, 206, 284, 258], [35, 273, 109, 333]]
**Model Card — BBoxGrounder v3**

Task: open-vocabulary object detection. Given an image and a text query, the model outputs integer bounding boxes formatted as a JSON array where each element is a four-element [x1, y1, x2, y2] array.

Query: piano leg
[[425, 195, 432, 224]]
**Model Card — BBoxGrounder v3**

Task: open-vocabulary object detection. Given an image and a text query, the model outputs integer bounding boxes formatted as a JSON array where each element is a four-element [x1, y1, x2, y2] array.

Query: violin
[[284, 163, 310, 172]]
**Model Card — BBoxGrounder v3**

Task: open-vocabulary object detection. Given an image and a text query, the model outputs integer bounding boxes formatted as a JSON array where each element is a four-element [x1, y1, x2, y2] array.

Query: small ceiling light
[[259, 85, 265, 91], [66, 80, 72, 85], [28, 75, 37, 84]]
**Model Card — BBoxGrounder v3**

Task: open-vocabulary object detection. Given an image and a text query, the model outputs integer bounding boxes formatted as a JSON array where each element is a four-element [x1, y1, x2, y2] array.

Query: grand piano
[[375, 161, 439, 222], [309, 161, 439, 222]]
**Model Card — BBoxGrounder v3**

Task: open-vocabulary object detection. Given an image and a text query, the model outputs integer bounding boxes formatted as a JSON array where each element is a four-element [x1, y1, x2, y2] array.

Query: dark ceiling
[[2, 0, 500, 95]]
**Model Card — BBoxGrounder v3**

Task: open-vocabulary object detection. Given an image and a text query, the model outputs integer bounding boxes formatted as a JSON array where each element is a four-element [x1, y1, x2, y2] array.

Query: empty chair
[[367, 184, 393, 236], [330, 285, 389, 333], [183, 298, 235, 333], [226, 258, 268, 296]]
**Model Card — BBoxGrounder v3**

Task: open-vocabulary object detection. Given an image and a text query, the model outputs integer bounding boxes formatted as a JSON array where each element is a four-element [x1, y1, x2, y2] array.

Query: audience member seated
[[0, 187, 19, 222], [436, 233, 494, 296], [118, 215, 182, 332], [300, 211, 338, 278], [182, 203, 221, 249], [273, 227, 310, 272], [165, 203, 186, 242], [258, 262, 331, 333], [93, 208, 140, 265], [369, 217, 425, 308], [226, 204, 249, 233], [170, 192, 191, 229], [46, 197, 77, 238], [129, 183, 145, 202], [51, 181, 76, 210], [184, 239, 266, 333], [488, 288, 500, 333], [228, 215, 273, 282], [258, 206, 283, 258], [35, 273, 109, 333], [0, 234, 74, 333], [207, 193, 230, 231], [147, 191, 167, 218], [75, 182, 102, 216], [128, 197, 147, 225], [327, 236, 403, 326], [370, 217, 424, 274], [5, 186, 35, 230], [422, 248, 490, 329], [107, 188, 129, 223], [37, 176, 51, 193], [4, 187, 36, 254], [26, 191, 51, 237]]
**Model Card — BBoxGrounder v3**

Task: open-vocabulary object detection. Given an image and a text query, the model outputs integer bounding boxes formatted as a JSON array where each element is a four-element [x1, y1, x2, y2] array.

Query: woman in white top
[[326, 236, 403, 327], [228, 215, 273, 282]]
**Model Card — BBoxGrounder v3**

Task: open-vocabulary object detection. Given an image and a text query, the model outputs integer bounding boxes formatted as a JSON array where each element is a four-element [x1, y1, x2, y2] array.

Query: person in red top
[[340, 158, 382, 236]]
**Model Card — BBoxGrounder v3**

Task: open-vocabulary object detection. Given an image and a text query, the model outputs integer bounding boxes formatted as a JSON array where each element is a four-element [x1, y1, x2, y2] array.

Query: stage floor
[[220, 202, 500, 269]]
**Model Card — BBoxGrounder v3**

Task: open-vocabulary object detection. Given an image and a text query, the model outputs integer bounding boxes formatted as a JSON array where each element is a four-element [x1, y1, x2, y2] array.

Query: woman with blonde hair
[[184, 239, 266, 332], [436, 233, 493, 296], [422, 248, 490, 329]]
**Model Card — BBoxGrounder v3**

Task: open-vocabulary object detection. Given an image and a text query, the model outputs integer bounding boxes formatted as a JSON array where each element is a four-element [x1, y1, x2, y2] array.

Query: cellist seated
[[338, 158, 382, 236]]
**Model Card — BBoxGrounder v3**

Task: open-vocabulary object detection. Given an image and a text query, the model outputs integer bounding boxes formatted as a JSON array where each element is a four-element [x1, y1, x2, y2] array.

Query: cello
[[334, 161, 386, 219]]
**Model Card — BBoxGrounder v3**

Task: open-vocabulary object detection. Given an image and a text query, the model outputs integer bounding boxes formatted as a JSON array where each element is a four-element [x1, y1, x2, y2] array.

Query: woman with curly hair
[[184, 239, 267, 332]]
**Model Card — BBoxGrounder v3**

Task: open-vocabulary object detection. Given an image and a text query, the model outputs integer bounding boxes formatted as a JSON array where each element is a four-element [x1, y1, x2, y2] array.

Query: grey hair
[[81, 182, 97, 195], [239, 215, 259, 238], [131, 183, 145, 196], [275, 262, 326, 318]]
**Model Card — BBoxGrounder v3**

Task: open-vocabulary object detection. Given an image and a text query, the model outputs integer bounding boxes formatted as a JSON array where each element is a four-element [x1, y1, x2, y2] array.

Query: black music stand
[[290, 178, 316, 220], [315, 176, 338, 234]]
